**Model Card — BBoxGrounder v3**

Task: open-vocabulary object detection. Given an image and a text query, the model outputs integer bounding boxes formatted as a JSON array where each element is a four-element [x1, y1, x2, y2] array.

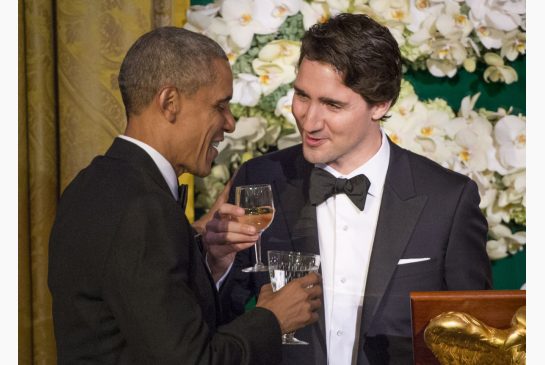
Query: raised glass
[[236, 184, 275, 272], [268, 250, 321, 345]]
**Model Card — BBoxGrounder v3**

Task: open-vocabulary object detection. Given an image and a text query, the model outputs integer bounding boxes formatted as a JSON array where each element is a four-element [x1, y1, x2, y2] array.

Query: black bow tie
[[178, 184, 188, 212], [309, 168, 371, 211]]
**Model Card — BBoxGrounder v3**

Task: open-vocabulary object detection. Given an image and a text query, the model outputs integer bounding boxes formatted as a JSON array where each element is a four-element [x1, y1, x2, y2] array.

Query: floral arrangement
[[184, 0, 526, 260]]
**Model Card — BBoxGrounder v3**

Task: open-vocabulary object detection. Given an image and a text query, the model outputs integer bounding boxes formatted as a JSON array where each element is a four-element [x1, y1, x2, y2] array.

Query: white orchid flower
[[384, 20, 407, 46], [274, 89, 302, 147], [451, 125, 495, 173], [327, 0, 351, 12], [209, 164, 230, 183], [300, 1, 331, 30], [265, 124, 283, 146], [391, 80, 419, 116], [382, 111, 424, 154], [497, 188, 524, 209], [229, 116, 268, 144], [410, 103, 453, 164], [483, 64, 518, 84], [486, 238, 509, 260], [191, 15, 246, 63], [435, 1, 473, 39], [444, 94, 490, 138], [445, 98, 508, 175], [466, 0, 525, 32], [426, 38, 467, 78], [232, 74, 263, 107], [486, 223, 525, 260], [274, 87, 301, 149], [185, 4, 221, 33], [222, 0, 294, 49], [220, 0, 260, 49], [482, 52, 518, 84], [485, 199, 511, 226], [258, 40, 301, 66], [351, 2, 381, 17], [275, 88, 297, 125], [370, 0, 411, 23], [216, 116, 269, 165], [475, 26, 505, 50], [252, 59, 296, 95], [501, 30, 526, 61], [494, 115, 526, 171], [253, 0, 303, 32], [206, 18, 250, 64], [501, 171, 526, 207], [407, 0, 443, 32], [479, 185, 498, 210]]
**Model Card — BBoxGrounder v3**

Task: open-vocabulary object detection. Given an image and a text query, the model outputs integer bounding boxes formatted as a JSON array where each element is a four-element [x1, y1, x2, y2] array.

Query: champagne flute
[[236, 184, 275, 273], [268, 250, 321, 345]]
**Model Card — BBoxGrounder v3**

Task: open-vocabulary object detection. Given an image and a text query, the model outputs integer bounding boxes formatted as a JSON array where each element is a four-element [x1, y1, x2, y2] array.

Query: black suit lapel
[[274, 150, 319, 256], [274, 151, 327, 364], [360, 141, 428, 339]]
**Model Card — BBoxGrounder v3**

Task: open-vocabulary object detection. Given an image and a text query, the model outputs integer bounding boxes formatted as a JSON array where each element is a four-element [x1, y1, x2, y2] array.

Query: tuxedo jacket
[[221, 140, 492, 365], [48, 138, 282, 365]]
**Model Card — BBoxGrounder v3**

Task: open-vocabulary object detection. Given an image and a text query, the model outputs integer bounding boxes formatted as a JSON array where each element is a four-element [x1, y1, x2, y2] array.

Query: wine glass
[[235, 184, 275, 273], [268, 250, 321, 345]]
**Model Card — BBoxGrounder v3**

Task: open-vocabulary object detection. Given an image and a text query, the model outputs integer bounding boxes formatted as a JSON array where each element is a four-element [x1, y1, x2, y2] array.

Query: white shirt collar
[[315, 128, 390, 197], [118, 135, 179, 200]]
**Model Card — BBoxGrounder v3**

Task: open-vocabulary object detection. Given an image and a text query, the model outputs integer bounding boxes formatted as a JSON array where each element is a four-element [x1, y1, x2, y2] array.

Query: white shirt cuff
[[205, 253, 234, 290]]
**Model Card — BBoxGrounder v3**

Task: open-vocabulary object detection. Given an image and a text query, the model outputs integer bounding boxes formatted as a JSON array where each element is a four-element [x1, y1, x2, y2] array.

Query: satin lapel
[[275, 152, 319, 256], [360, 141, 428, 337], [274, 151, 327, 362]]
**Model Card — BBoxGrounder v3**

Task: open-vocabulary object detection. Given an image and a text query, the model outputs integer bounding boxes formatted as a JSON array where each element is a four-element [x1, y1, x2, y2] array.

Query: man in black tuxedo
[[48, 27, 322, 365], [203, 14, 492, 365]]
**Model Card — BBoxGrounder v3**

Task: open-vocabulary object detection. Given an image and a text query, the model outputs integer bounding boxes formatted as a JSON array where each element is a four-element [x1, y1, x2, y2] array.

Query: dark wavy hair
[[118, 27, 227, 117], [299, 13, 402, 118]]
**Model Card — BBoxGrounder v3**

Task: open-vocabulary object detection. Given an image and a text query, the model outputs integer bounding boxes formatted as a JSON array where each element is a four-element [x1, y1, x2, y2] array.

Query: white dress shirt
[[316, 130, 390, 365], [118, 135, 179, 201]]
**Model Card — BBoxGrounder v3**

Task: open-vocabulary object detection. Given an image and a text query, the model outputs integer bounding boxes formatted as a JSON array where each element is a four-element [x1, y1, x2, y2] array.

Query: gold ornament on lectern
[[424, 306, 525, 365]]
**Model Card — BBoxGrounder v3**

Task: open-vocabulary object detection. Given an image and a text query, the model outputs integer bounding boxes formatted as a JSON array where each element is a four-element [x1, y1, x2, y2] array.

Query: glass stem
[[254, 232, 263, 266]]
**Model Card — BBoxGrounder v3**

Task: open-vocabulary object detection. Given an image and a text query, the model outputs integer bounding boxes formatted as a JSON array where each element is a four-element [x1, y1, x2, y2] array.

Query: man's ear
[[157, 86, 180, 123], [371, 100, 393, 121]]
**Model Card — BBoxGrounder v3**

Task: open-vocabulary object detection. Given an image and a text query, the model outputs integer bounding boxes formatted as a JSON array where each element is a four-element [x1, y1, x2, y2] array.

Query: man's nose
[[300, 104, 324, 132], [224, 107, 236, 133]]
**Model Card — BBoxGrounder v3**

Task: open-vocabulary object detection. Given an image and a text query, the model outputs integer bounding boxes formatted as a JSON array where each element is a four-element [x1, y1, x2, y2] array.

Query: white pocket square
[[398, 258, 430, 265]]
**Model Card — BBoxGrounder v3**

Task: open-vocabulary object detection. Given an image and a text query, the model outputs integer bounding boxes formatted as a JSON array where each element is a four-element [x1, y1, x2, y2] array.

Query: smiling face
[[172, 59, 235, 177], [292, 58, 390, 174]]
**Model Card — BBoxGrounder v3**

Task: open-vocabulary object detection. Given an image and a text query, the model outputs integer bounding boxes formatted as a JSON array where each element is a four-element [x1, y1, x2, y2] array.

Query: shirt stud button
[[337, 330, 343, 336]]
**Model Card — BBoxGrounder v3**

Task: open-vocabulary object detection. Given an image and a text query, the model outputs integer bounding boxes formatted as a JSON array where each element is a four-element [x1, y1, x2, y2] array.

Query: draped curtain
[[18, 1, 189, 363]]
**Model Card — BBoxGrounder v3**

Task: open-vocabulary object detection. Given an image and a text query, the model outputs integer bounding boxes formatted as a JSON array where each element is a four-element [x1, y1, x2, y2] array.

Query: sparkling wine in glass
[[268, 250, 321, 345], [236, 184, 275, 273]]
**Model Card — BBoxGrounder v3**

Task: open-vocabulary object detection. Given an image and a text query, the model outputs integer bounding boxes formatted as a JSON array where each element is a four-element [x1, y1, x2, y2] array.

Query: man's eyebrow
[[215, 95, 232, 104], [294, 86, 347, 106], [293, 86, 307, 95], [319, 96, 348, 107]]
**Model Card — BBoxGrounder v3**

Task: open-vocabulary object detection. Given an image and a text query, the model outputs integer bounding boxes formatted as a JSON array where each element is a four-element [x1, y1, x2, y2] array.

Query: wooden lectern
[[410, 290, 526, 365]]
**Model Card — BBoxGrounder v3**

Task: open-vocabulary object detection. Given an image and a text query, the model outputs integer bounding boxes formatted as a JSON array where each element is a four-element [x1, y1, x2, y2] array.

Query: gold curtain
[[19, 1, 189, 363]]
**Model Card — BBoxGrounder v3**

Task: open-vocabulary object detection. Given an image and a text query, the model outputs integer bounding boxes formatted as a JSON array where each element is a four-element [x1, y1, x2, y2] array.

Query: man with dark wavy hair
[[48, 26, 323, 365], [203, 13, 492, 365]]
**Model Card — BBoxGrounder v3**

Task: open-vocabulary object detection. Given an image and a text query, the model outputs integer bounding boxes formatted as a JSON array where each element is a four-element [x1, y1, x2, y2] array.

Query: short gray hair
[[118, 26, 227, 117]]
